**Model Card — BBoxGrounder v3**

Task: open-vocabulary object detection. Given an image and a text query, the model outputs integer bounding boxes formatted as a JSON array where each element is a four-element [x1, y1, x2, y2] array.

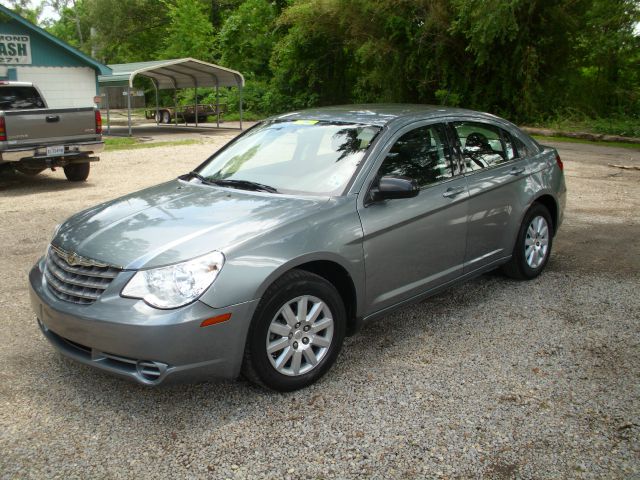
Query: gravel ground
[[0, 138, 638, 479]]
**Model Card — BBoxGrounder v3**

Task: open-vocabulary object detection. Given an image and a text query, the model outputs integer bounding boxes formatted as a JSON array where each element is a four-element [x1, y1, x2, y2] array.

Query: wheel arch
[[532, 194, 558, 236], [254, 254, 361, 336]]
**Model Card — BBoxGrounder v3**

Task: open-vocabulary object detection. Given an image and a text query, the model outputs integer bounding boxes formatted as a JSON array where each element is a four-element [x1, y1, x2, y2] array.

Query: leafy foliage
[[160, 0, 214, 60], [13, 0, 640, 125]]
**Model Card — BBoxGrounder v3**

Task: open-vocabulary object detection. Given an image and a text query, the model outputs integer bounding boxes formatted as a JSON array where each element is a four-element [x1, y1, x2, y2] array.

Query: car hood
[[54, 180, 330, 269]]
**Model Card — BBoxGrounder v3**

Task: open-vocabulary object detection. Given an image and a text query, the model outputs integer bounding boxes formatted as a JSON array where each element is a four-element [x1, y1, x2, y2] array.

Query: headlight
[[121, 251, 225, 309]]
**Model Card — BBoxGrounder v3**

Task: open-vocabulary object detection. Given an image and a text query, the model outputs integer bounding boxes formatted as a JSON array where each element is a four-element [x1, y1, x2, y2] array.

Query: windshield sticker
[[293, 120, 319, 125]]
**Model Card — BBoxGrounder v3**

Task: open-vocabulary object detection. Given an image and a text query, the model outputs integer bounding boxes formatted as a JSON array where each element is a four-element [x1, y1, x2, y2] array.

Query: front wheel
[[242, 270, 346, 391], [161, 110, 171, 124], [502, 203, 553, 280], [63, 163, 90, 182]]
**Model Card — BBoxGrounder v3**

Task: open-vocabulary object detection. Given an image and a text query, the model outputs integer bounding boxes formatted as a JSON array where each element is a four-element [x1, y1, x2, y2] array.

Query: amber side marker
[[200, 313, 232, 327]]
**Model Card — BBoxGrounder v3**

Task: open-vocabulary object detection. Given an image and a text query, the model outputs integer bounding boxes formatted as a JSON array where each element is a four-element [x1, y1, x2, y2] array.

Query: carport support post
[[126, 85, 132, 137], [153, 80, 159, 126], [216, 86, 220, 128], [174, 89, 178, 126], [194, 85, 198, 128], [105, 87, 111, 135], [239, 84, 243, 130]]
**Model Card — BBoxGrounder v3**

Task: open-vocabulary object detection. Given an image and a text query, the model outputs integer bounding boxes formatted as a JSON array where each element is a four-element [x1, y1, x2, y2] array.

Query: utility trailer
[[144, 103, 227, 124]]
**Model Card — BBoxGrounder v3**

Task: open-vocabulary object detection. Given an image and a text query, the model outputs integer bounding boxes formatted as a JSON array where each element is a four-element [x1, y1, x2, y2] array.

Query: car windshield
[[196, 120, 381, 195]]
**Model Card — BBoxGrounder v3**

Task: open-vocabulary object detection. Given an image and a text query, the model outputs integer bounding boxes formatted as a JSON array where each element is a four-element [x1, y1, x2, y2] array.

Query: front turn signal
[[200, 313, 232, 327]]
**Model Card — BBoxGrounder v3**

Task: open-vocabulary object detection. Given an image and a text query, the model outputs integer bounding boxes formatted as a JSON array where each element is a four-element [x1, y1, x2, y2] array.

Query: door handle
[[509, 166, 525, 175], [442, 186, 465, 198], [46, 115, 60, 122]]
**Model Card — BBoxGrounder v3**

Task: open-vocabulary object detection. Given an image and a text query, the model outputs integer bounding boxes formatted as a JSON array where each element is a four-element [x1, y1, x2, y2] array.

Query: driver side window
[[378, 123, 455, 188]]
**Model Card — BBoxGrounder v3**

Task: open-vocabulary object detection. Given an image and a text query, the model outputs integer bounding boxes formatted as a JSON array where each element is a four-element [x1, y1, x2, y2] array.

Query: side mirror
[[370, 175, 420, 202]]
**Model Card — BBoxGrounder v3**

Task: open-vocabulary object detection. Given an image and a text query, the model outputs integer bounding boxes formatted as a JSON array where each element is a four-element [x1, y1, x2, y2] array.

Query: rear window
[[0, 86, 45, 110]]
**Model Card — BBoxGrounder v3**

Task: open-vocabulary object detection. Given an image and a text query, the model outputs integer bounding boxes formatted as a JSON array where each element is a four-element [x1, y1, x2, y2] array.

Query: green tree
[[5, 0, 43, 24], [45, 0, 90, 52], [160, 0, 214, 60], [217, 0, 276, 78]]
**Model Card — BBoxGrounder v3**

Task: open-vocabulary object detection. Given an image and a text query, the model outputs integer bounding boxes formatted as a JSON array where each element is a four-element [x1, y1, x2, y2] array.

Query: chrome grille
[[44, 246, 121, 305]]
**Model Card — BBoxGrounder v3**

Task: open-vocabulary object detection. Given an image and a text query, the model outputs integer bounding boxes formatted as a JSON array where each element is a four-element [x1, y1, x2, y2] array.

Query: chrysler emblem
[[66, 252, 80, 266], [50, 245, 111, 268]]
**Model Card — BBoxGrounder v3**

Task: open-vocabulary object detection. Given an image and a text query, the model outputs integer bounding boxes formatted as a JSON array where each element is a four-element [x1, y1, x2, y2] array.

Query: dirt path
[[0, 139, 638, 479]]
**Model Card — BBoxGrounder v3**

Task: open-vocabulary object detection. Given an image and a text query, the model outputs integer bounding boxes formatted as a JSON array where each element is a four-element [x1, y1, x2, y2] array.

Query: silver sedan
[[28, 105, 566, 391]]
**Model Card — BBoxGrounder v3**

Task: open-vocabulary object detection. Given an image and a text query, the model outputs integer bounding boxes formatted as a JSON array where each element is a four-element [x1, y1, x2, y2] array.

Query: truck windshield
[[0, 86, 45, 110], [197, 120, 381, 196]]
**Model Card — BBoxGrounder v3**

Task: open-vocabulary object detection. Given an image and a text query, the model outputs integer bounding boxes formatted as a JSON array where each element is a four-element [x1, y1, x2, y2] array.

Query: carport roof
[[98, 58, 244, 89]]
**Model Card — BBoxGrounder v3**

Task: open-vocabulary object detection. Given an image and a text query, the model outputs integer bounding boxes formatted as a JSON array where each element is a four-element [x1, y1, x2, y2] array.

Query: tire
[[242, 269, 346, 391], [162, 110, 171, 124], [63, 163, 90, 182], [154, 111, 161, 123], [502, 203, 554, 280]]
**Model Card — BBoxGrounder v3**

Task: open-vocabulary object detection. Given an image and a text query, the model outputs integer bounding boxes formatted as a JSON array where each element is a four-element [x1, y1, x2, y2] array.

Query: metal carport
[[97, 58, 245, 136]]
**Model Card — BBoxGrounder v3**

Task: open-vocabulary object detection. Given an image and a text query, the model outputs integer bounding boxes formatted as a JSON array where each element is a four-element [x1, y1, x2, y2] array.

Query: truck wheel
[[162, 111, 171, 124], [64, 163, 90, 182]]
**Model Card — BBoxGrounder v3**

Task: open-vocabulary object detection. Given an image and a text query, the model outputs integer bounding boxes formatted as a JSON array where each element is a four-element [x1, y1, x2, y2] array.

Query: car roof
[[269, 104, 503, 127]]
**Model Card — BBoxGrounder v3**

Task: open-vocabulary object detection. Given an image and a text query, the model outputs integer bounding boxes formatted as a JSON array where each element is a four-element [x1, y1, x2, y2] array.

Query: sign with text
[[0, 34, 32, 64]]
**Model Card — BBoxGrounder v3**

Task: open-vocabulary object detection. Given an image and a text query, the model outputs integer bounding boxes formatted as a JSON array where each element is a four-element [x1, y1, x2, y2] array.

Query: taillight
[[555, 152, 563, 171], [95, 109, 102, 134], [0, 116, 6, 141]]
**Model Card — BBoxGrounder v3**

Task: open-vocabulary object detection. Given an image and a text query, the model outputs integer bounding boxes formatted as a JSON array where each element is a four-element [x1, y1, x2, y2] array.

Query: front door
[[358, 122, 469, 315]]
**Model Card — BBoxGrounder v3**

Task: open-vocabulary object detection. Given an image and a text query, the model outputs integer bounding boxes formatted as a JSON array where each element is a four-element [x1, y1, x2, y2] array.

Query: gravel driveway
[[1, 138, 638, 479]]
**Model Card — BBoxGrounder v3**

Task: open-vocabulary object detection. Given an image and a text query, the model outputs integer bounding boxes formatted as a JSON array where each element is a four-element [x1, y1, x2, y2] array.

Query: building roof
[[0, 5, 111, 75], [98, 58, 245, 89]]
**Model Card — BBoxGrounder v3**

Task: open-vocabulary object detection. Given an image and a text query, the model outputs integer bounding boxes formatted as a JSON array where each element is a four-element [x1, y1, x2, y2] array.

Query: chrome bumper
[[1, 141, 104, 162]]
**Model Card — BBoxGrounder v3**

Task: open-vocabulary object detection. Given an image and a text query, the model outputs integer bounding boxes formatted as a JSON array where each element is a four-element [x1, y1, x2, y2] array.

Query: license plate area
[[46, 145, 65, 157]]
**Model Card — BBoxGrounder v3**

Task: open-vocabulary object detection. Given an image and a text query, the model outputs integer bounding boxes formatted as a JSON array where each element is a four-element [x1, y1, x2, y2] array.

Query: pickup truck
[[0, 81, 103, 182]]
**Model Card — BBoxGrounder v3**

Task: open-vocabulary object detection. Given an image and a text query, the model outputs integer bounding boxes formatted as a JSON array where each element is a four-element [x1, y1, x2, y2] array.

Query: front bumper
[[28, 260, 258, 385]]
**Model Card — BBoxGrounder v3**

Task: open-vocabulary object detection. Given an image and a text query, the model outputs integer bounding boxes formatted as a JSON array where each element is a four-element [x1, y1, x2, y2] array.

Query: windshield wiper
[[209, 179, 279, 193], [181, 171, 216, 185]]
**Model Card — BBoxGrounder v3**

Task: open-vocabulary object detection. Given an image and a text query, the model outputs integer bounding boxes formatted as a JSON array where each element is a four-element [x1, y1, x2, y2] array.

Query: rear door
[[449, 120, 531, 273], [357, 121, 468, 314]]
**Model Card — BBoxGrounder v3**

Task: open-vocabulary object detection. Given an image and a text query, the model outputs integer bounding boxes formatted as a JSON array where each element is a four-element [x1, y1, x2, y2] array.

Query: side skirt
[[351, 256, 511, 332]]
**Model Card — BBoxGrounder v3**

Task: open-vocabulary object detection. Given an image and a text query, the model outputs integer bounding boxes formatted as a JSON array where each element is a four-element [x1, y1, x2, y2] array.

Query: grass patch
[[105, 138, 201, 151], [215, 111, 264, 122], [534, 114, 640, 138], [533, 135, 640, 150]]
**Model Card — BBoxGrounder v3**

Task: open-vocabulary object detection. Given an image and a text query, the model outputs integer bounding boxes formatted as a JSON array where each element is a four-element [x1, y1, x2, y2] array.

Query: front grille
[[44, 245, 121, 305]]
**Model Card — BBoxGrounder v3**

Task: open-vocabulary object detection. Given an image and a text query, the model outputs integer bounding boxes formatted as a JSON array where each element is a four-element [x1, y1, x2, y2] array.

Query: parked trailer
[[145, 104, 227, 124]]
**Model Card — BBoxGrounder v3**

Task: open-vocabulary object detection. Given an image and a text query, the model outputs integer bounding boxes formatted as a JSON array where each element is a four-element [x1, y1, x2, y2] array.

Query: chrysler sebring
[[28, 105, 566, 391]]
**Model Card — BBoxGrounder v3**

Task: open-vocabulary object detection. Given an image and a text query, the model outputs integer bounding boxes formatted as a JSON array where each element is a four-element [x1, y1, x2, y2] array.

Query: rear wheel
[[162, 110, 171, 124], [63, 163, 90, 182], [242, 270, 346, 391], [502, 203, 553, 279]]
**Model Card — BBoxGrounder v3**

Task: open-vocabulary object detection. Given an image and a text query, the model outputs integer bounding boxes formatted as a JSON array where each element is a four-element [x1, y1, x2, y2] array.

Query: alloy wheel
[[266, 295, 334, 376], [525, 215, 549, 269]]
